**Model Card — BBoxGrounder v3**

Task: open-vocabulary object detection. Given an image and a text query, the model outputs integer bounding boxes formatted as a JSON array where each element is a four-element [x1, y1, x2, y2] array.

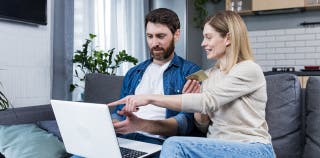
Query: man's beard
[[150, 39, 175, 61]]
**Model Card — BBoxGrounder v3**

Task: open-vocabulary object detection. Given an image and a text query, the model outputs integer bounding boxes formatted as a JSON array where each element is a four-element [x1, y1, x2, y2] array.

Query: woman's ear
[[226, 41, 230, 46], [225, 33, 231, 46]]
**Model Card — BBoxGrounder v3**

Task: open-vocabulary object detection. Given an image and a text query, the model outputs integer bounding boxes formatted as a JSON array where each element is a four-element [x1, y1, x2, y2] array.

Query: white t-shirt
[[134, 61, 170, 139]]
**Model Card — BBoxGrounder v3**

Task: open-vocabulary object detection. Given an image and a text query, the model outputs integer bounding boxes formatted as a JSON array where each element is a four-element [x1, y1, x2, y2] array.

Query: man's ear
[[174, 29, 180, 42]]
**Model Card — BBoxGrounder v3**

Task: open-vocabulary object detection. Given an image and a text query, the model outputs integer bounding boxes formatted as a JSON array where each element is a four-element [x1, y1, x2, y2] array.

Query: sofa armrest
[[0, 104, 55, 125]]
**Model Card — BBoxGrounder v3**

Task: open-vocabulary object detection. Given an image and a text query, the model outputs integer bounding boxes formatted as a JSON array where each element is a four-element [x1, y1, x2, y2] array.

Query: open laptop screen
[[51, 100, 161, 158]]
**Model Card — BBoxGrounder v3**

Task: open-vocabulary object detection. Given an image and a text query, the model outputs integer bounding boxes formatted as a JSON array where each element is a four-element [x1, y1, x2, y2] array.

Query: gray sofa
[[1, 73, 320, 158], [265, 74, 320, 158]]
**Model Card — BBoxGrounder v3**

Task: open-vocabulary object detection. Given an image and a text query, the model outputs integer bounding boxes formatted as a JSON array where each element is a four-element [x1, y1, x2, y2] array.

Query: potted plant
[[70, 34, 138, 92], [0, 81, 9, 111], [193, 0, 222, 29]]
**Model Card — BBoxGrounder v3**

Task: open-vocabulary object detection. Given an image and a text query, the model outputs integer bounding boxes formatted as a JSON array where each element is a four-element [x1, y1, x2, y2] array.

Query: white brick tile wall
[[249, 31, 266, 37], [295, 47, 316, 53], [256, 60, 276, 66], [266, 42, 285, 48], [266, 29, 285, 36], [285, 28, 306, 35], [295, 34, 315, 40], [257, 36, 275, 42], [255, 48, 275, 54], [266, 54, 286, 60], [253, 54, 266, 60], [306, 40, 320, 46], [305, 27, 320, 33], [305, 53, 320, 59], [276, 35, 295, 41], [296, 59, 317, 65], [285, 41, 305, 47], [250, 27, 320, 71], [286, 53, 305, 59], [249, 37, 257, 43], [275, 60, 295, 66], [251, 42, 266, 49], [275, 47, 295, 53]]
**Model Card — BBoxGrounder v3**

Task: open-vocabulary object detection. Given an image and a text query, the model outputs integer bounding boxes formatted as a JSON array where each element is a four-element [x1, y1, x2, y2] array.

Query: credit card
[[185, 70, 208, 82]]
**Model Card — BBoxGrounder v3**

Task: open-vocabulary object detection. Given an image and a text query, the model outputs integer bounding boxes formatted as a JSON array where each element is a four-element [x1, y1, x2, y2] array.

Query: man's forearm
[[140, 118, 178, 136]]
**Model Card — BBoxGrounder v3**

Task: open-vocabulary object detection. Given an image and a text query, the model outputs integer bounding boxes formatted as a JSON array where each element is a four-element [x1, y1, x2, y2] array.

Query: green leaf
[[89, 33, 97, 39], [193, 0, 210, 29]]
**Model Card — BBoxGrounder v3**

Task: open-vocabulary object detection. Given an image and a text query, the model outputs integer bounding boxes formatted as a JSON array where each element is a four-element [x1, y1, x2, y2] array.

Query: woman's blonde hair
[[204, 11, 253, 73]]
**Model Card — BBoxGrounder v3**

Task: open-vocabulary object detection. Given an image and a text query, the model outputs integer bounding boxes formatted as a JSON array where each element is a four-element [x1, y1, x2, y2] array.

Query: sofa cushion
[[84, 73, 124, 103], [0, 124, 67, 158], [265, 74, 302, 158], [84, 73, 124, 112], [304, 77, 320, 158], [37, 120, 62, 141]]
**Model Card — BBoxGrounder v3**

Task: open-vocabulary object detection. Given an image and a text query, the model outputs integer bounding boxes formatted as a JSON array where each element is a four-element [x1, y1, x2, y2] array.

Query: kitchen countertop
[[264, 71, 320, 76]]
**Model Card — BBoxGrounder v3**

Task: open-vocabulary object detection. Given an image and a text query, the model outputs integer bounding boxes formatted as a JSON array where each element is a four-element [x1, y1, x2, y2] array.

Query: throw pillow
[[265, 74, 302, 158], [36, 120, 62, 141], [0, 124, 67, 158], [304, 77, 320, 158]]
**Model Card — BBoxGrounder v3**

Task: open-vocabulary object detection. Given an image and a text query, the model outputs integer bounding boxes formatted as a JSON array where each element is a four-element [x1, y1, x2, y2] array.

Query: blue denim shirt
[[112, 53, 201, 136]]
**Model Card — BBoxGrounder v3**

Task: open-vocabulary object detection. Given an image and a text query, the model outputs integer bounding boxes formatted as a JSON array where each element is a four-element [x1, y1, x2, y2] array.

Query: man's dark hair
[[145, 8, 180, 34]]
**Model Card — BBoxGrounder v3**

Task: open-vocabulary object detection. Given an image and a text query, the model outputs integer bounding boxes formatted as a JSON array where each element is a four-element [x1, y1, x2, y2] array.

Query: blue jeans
[[160, 136, 276, 158]]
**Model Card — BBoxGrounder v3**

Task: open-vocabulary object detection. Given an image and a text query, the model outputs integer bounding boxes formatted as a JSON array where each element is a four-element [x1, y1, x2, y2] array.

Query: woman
[[108, 11, 275, 158]]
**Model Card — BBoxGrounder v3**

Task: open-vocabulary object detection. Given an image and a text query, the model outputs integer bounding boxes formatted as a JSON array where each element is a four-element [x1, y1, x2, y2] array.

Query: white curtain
[[73, 0, 148, 100], [74, 0, 148, 75]]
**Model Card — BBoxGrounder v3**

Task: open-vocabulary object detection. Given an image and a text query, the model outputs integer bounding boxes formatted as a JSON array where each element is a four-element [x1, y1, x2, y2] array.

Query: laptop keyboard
[[120, 147, 147, 158]]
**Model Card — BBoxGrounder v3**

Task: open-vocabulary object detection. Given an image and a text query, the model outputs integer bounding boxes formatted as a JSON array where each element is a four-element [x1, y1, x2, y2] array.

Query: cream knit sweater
[[182, 60, 271, 144]]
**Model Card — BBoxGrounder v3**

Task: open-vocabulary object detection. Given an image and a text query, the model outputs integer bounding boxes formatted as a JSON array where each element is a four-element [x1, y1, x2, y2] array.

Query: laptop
[[51, 100, 162, 158]]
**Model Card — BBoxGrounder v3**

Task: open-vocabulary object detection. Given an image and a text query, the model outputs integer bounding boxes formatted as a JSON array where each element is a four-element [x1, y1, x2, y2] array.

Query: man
[[111, 8, 200, 145]]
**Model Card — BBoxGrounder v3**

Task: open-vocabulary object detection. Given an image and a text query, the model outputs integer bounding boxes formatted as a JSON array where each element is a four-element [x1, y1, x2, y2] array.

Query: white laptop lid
[[50, 100, 161, 158]]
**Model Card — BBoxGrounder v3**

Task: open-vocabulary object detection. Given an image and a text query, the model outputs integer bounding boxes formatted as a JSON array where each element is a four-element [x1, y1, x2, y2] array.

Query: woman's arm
[[107, 80, 201, 112], [107, 94, 182, 112]]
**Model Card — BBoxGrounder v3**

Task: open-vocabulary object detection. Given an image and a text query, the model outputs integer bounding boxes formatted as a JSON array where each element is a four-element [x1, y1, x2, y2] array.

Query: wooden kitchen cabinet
[[226, 0, 320, 15], [252, 0, 304, 11]]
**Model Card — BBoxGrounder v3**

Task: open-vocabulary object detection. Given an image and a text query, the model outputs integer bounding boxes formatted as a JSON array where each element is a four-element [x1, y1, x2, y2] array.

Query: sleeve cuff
[[172, 113, 194, 136], [181, 93, 203, 113]]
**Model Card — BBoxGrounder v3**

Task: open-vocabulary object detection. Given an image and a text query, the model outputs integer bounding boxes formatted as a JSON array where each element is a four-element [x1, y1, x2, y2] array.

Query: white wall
[[249, 26, 320, 71], [0, 0, 53, 108]]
